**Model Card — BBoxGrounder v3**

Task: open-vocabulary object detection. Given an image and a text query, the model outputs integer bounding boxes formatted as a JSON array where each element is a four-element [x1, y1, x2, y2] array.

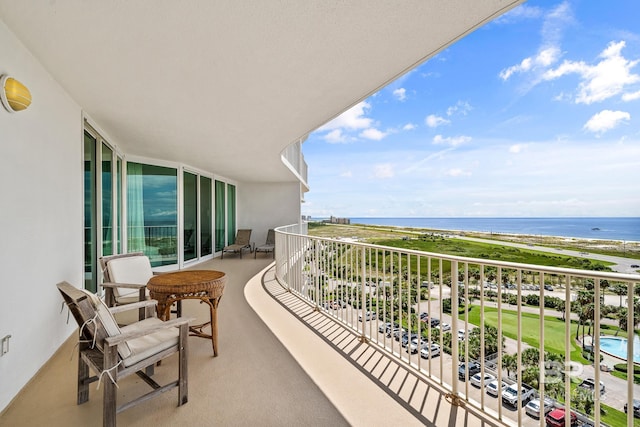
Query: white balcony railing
[[274, 225, 640, 427]]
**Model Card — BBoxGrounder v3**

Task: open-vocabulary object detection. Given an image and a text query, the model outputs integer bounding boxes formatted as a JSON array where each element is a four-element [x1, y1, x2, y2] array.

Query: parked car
[[358, 311, 376, 322], [544, 284, 554, 291], [524, 397, 554, 418], [401, 333, 419, 348], [631, 264, 639, 268], [578, 377, 605, 394], [458, 362, 481, 380], [486, 379, 506, 397], [436, 322, 451, 332], [457, 329, 466, 341], [544, 408, 577, 427], [625, 399, 640, 418], [430, 318, 440, 328], [378, 322, 393, 334], [420, 343, 440, 359], [470, 372, 496, 388], [501, 384, 535, 407], [389, 327, 405, 340]]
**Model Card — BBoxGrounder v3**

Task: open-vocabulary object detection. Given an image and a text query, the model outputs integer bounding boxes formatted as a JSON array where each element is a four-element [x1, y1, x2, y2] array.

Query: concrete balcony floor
[[0, 257, 502, 427]]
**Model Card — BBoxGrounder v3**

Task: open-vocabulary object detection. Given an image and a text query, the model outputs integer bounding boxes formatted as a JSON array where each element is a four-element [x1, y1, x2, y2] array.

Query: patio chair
[[56, 281, 192, 427], [254, 229, 275, 258], [99, 252, 151, 308], [221, 229, 253, 258]]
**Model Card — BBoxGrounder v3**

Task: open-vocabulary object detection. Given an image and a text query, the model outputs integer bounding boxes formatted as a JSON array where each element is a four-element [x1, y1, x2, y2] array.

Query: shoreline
[[309, 221, 640, 259]]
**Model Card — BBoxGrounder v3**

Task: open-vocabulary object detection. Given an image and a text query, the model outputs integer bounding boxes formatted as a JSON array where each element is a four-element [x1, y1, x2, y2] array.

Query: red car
[[545, 408, 577, 427]]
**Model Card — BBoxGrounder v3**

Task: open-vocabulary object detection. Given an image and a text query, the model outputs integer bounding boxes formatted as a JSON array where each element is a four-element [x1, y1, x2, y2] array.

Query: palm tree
[[521, 348, 540, 367], [573, 290, 594, 341], [502, 353, 517, 378]]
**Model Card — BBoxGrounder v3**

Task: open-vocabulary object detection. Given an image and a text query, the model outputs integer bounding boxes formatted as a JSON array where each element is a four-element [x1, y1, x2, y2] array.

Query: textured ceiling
[[0, 0, 523, 183]]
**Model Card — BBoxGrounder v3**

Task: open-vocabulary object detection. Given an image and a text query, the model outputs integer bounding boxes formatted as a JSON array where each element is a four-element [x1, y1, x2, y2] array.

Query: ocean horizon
[[314, 217, 640, 242]]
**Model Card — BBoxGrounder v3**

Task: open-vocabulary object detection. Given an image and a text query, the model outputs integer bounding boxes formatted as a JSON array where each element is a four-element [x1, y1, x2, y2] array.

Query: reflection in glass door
[[201, 177, 212, 256], [183, 172, 197, 262], [84, 131, 97, 292], [102, 144, 113, 257], [215, 180, 226, 251]]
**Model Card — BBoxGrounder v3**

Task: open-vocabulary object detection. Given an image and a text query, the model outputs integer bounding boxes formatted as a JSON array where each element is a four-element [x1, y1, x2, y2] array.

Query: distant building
[[323, 216, 350, 225]]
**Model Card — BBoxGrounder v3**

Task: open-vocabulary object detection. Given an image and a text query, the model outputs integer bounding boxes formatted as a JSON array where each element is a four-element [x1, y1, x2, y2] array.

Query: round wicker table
[[147, 270, 226, 356]]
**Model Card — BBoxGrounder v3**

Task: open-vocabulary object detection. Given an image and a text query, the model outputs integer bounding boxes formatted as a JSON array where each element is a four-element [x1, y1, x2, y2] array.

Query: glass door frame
[[84, 121, 124, 294]]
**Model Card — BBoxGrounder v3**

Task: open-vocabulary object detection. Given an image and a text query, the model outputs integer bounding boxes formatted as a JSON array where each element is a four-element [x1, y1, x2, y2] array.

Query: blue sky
[[301, 0, 640, 218]]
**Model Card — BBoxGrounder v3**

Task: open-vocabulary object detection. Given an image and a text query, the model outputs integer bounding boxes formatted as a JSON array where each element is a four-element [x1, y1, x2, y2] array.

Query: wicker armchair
[[57, 281, 192, 427]]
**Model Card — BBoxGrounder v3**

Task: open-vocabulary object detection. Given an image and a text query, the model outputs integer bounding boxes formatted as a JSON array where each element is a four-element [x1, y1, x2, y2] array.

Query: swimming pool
[[599, 336, 640, 364]]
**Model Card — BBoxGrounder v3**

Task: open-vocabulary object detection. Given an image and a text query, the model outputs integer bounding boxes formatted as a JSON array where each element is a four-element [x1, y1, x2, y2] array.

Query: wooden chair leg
[[77, 351, 90, 405], [178, 323, 188, 406], [103, 345, 118, 427]]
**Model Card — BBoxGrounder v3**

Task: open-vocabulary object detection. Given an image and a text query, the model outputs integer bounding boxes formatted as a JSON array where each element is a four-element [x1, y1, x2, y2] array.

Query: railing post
[[451, 260, 459, 396], [314, 239, 320, 311], [359, 246, 368, 343]]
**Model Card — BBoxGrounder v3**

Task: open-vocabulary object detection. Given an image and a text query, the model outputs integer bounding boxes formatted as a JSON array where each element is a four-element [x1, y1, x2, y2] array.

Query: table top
[[147, 270, 226, 294]]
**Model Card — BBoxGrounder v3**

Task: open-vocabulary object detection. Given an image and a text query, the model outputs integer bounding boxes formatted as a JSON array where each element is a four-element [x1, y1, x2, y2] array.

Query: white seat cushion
[[79, 288, 178, 366], [119, 318, 179, 367]]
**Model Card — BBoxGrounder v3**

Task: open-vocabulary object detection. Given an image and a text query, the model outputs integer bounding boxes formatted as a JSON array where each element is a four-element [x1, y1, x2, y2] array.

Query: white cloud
[[323, 129, 347, 143], [433, 135, 472, 146], [374, 164, 394, 178], [393, 88, 407, 101], [446, 101, 472, 116], [403, 123, 416, 131], [494, 4, 543, 24], [426, 114, 450, 128], [509, 144, 526, 153], [318, 101, 373, 131], [447, 168, 471, 177], [622, 90, 640, 101], [499, 2, 571, 82], [500, 47, 560, 80], [583, 110, 630, 134], [359, 128, 387, 141], [543, 41, 640, 104]]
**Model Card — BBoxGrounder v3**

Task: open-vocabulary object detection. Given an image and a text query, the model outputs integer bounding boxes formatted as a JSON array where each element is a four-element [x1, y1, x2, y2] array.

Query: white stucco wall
[[237, 182, 302, 246], [0, 20, 83, 412]]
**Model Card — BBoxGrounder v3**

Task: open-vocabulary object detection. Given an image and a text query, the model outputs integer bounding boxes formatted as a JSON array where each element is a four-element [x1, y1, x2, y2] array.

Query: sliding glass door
[[200, 177, 213, 257], [127, 163, 177, 267], [183, 172, 197, 262], [84, 126, 122, 292]]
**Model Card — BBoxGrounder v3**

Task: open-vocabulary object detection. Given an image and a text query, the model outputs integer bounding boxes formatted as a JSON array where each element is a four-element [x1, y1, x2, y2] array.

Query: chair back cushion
[[106, 255, 153, 298], [79, 289, 133, 360]]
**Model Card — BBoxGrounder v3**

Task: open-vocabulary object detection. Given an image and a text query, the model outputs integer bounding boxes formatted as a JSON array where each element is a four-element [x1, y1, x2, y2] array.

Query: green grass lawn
[[462, 306, 638, 426], [371, 237, 614, 270]]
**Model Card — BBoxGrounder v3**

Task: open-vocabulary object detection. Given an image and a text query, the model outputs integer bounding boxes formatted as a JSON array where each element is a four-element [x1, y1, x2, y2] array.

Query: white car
[[420, 343, 440, 359], [525, 397, 554, 418], [486, 379, 506, 397], [358, 311, 376, 322], [470, 372, 495, 388], [436, 322, 451, 332]]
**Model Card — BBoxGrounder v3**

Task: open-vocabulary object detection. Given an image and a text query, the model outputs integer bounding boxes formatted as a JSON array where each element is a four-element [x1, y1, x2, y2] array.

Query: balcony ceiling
[[0, 0, 522, 183]]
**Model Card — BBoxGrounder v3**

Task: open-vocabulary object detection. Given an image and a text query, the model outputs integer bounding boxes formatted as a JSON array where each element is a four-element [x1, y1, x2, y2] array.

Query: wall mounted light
[[1, 75, 32, 113]]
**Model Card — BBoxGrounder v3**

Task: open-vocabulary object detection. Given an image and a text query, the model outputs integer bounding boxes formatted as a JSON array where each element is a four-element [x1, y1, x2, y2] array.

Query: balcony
[[2, 228, 639, 426]]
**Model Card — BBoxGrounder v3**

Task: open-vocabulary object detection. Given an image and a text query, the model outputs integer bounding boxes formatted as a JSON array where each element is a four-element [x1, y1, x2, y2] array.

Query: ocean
[[343, 217, 640, 242]]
